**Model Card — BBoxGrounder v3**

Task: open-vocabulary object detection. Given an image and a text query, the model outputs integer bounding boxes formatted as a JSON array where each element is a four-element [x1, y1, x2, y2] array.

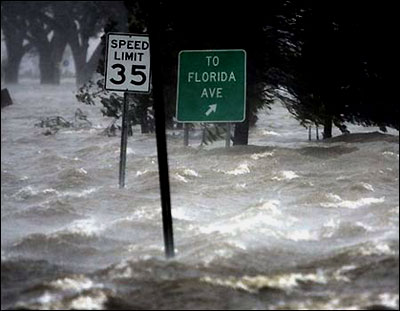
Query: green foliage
[[76, 77, 154, 134], [266, 1, 398, 132], [200, 124, 227, 146]]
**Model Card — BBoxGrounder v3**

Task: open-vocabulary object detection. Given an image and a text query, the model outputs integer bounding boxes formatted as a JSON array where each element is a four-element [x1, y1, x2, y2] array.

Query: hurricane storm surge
[[1, 80, 399, 310]]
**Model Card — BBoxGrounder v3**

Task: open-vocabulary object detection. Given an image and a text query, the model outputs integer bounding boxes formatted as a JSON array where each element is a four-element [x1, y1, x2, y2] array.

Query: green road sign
[[176, 50, 246, 122]]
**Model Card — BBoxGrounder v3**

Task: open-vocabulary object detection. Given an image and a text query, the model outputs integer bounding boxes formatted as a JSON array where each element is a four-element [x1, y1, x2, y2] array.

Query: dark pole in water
[[148, 1, 175, 258], [184, 123, 189, 146], [119, 92, 129, 188], [225, 123, 231, 148]]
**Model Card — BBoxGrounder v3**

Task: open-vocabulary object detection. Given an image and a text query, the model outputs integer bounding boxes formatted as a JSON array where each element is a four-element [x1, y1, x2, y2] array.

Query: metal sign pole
[[184, 123, 189, 146], [148, 2, 175, 258], [225, 122, 231, 148], [119, 92, 129, 188]]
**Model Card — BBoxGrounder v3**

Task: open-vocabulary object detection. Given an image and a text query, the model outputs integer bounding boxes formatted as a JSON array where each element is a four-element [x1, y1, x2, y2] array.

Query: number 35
[[110, 64, 146, 85]]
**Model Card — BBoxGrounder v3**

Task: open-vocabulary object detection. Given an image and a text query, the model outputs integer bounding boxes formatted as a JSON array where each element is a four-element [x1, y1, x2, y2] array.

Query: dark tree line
[[1, 1, 126, 85], [266, 1, 398, 137], [5, 1, 396, 143], [120, 0, 397, 143]]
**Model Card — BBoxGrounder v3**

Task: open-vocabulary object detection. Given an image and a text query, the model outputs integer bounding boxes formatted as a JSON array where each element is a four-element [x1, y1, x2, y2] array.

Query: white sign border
[[176, 49, 247, 123], [104, 32, 151, 93]]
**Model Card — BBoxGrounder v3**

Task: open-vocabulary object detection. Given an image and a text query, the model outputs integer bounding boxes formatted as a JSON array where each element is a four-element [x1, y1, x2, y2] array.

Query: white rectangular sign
[[105, 32, 151, 93]]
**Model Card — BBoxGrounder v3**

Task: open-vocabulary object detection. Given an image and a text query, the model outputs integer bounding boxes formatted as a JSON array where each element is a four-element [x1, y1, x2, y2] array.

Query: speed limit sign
[[105, 32, 151, 93]]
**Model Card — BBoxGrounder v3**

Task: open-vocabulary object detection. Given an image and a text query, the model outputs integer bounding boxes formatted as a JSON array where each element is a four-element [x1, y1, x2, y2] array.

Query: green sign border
[[176, 49, 247, 123]]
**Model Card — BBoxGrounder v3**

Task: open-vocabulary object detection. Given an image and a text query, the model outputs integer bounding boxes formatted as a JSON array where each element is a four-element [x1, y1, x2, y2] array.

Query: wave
[[325, 131, 399, 143], [320, 195, 385, 209], [9, 200, 81, 220], [215, 162, 251, 175], [298, 145, 359, 158], [271, 170, 299, 181], [56, 167, 91, 188], [200, 270, 329, 293]]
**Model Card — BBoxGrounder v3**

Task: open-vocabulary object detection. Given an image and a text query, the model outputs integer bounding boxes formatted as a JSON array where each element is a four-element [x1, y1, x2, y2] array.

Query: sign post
[[176, 50, 246, 123], [119, 92, 129, 188], [225, 123, 231, 148], [105, 30, 174, 258], [105, 32, 151, 188], [184, 123, 189, 146], [148, 5, 175, 258], [105, 33, 151, 93]]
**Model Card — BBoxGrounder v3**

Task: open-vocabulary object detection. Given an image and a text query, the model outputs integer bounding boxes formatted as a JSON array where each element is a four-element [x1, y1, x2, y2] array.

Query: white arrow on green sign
[[176, 50, 246, 123]]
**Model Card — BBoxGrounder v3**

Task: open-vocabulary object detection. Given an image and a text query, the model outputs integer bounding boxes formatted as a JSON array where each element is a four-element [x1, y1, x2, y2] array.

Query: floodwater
[[1, 79, 399, 310]]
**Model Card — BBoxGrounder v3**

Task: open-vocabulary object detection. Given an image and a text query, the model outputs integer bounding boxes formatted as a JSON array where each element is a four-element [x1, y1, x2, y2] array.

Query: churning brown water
[[1, 79, 399, 310]]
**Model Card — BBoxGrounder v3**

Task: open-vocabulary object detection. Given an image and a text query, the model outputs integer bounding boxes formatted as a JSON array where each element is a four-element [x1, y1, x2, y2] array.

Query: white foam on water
[[272, 170, 299, 181], [201, 270, 328, 293], [321, 196, 385, 209], [59, 187, 99, 198], [199, 200, 296, 237], [285, 229, 319, 241], [182, 168, 200, 177], [136, 169, 149, 176], [235, 183, 247, 190], [172, 208, 193, 221], [358, 242, 395, 256], [69, 292, 107, 310], [227, 240, 248, 250], [42, 188, 59, 195], [322, 218, 341, 238], [378, 293, 399, 309], [65, 218, 104, 237], [250, 151, 274, 160], [382, 151, 399, 159], [50, 275, 97, 291], [355, 221, 374, 232], [173, 173, 188, 183], [37, 291, 55, 305], [326, 193, 343, 202], [261, 130, 281, 136], [332, 265, 357, 282], [31, 276, 106, 310], [257, 200, 282, 215], [77, 168, 88, 175], [224, 162, 251, 175], [362, 183, 374, 192], [126, 147, 135, 155]]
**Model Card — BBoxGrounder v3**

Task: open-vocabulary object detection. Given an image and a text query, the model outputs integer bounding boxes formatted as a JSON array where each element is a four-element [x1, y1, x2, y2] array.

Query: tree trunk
[[233, 100, 250, 145], [233, 119, 250, 145], [4, 54, 23, 84], [140, 104, 149, 134], [323, 117, 333, 139], [39, 53, 58, 84], [72, 47, 89, 87], [76, 42, 103, 87], [52, 36, 67, 84], [38, 42, 65, 85]]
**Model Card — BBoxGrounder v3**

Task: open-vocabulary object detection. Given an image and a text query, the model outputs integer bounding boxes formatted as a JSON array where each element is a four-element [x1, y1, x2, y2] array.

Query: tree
[[52, 1, 127, 86], [124, 0, 277, 142], [24, 1, 68, 84], [1, 1, 127, 85], [266, 1, 398, 136], [1, 1, 32, 83]]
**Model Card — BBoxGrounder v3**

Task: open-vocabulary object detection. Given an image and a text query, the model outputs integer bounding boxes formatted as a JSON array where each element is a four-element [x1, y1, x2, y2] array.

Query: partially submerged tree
[[1, 1, 126, 85], [266, 1, 398, 136], [78, 0, 398, 143], [1, 1, 32, 83], [52, 1, 127, 86]]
